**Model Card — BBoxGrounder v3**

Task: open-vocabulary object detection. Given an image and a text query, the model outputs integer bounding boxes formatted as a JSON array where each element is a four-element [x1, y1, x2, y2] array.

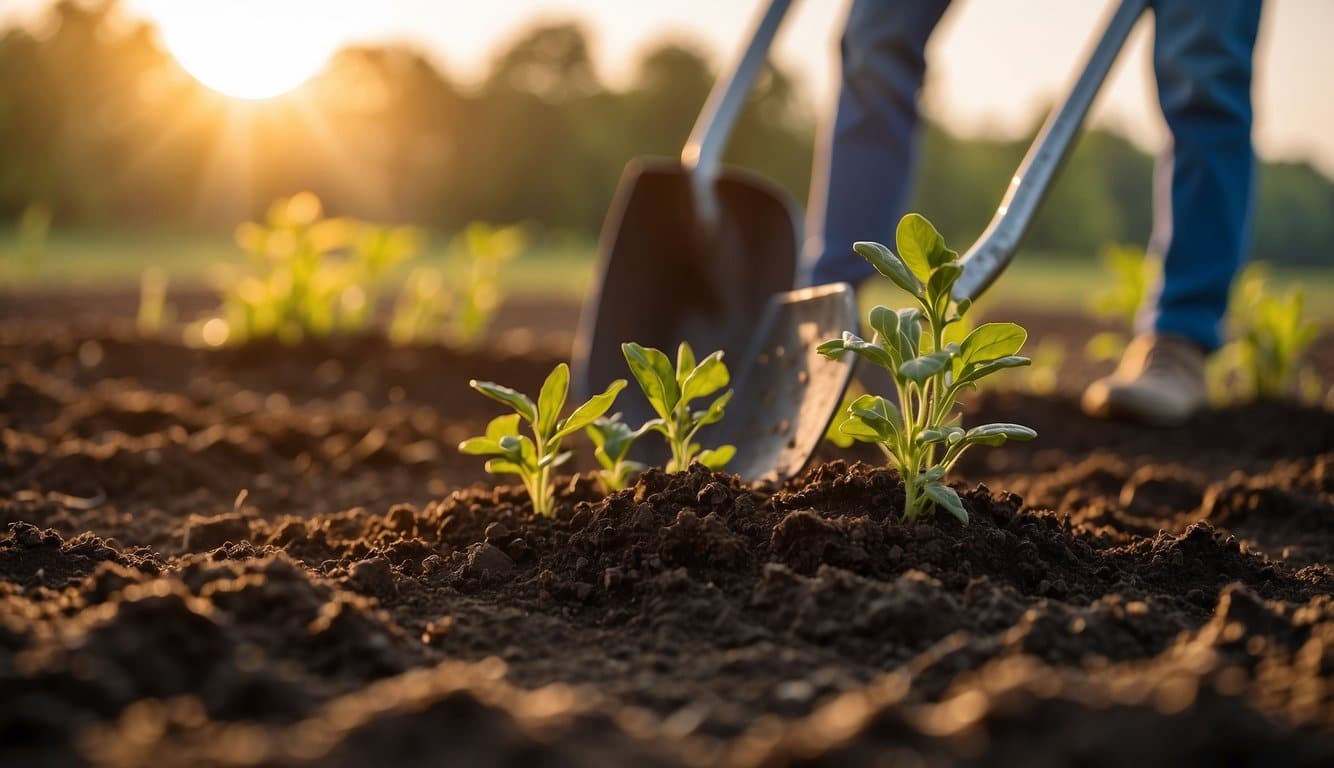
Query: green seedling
[[818, 213, 1036, 523], [1085, 244, 1158, 362], [585, 413, 647, 492], [1023, 339, 1066, 396], [136, 267, 172, 335], [390, 222, 524, 347], [216, 192, 420, 344], [622, 341, 735, 473], [1212, 264, 1321, 402], [460, 363, 625, 517]]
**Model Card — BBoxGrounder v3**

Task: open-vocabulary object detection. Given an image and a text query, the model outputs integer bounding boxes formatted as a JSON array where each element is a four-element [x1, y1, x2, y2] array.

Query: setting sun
[[150, 0, 345, 100]]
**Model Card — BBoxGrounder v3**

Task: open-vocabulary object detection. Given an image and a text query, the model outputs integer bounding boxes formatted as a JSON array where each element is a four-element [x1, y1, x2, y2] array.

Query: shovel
[[574, 0, 1149, 485]]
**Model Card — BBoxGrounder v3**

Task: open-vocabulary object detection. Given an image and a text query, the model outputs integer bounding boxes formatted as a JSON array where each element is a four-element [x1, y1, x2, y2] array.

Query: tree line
[[0, 0, 1329, 264]]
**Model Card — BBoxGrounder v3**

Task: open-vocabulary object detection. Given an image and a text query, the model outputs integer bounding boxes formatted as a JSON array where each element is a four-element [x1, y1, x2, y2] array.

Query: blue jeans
[[806, 0, 1263, 351]]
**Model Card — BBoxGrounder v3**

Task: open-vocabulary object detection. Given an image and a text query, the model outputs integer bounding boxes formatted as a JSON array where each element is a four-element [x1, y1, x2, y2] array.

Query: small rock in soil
[[461, 542, 514, 581]]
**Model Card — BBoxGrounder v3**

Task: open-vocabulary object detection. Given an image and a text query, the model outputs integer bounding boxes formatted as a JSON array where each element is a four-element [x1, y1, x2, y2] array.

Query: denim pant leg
[[805, 0, 952, 287], [1145, 0, 1263, 351]]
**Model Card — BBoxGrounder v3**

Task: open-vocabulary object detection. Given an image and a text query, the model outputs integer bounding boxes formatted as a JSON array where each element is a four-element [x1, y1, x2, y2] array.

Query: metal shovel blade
[[571, 158, 799, 436], [707, 283, 858, 485]]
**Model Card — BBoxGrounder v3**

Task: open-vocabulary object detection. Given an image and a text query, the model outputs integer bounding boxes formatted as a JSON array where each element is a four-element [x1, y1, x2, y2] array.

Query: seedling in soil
[[1085, 244, 1158, 362], [136, 267, 172, 335], [818, 213, 1036, 523], [461, 363, 626, 517], [622, 341, 736, 473], [216, 192, 420, 344], [390, 222, 524, 347], [585, 414, 647, 491], [1212, 263, 1322, 403]]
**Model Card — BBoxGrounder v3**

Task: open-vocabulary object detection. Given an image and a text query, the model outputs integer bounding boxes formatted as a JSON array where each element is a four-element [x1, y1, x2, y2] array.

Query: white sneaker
[[1081, 334, 1207, 426]]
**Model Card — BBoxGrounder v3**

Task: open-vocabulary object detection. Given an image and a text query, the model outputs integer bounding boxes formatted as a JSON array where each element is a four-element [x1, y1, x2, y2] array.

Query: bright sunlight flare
[[151, 0, 346, 100]]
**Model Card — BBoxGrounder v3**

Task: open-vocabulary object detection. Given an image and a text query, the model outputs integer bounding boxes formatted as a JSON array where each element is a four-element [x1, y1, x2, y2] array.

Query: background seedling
[[136, 267, 172, 335], [1085, 243, 1157, 362], [622, 341, 735, 473], [585, 414, 647, 492], [1023, 339, 1066, 396], [209, 192, 420, 345], [819, 213, 1036, 523], [1211, 263, 1322, 403], [460, 363, 625, 517], [390, 222, 524, 347]]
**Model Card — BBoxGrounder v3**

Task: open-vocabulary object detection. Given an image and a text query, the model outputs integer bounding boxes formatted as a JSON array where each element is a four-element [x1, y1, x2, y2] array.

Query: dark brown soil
[[2, 293, 1332, 767]]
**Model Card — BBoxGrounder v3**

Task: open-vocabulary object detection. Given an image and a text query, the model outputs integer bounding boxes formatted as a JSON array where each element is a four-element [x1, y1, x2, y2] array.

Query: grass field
[[3, 227, 1333, 322]]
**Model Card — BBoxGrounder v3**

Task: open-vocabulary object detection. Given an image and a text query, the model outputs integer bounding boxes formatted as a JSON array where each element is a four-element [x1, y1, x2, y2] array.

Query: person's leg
[[803, 0, 952, 287], [1083, 0, 1262, 425], [1144, 0, 1263, 351]]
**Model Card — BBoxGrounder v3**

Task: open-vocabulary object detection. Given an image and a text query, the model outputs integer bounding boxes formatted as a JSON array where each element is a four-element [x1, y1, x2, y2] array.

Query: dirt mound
[[2, 318, 1332, 765]]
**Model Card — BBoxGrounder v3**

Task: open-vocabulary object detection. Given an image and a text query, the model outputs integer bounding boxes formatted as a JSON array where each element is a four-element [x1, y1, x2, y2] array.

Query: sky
[[2, 0, 1331, 176]]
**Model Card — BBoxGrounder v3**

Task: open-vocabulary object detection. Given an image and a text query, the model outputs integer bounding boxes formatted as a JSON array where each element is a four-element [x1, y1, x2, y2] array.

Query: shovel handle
[[953, 0, 1151, 301], [682, 0, 795, 224]]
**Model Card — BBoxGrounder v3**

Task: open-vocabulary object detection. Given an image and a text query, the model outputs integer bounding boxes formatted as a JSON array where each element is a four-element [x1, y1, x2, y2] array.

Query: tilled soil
[[2, 304, 1333, 767]]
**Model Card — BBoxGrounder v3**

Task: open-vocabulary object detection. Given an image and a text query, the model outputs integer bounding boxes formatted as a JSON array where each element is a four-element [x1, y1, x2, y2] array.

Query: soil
[[2, 291, 1332, 767]]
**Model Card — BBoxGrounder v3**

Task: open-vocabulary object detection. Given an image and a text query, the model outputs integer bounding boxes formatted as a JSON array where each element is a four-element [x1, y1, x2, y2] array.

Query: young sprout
[[818, 213, 1036, 523], [219, 192, 420, 344], [585, 414, 647, 492], [460, 363, 625, 517], [622, 341, 735, 473], [1085, 243, 1158, 363], [1224, 265, 1320, 401]]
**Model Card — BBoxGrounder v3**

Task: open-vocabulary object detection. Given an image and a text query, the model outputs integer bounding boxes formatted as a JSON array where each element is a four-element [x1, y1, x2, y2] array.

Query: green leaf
[[485, 414, 521, 442], [681, 351, 729, 402], [498, 434, 536, 464], [923, 481, 969, 524], [961, 423, 1037, 446], [927, 263, 963, 303], [839, 331, 894, 370], [586, 414, 637, 461], [838, 415, 885, 443], [458, 436, 502, 455], [585, 421, 610, 451], [960, 322, 1027, 366], [469, 380, 536, 423], [537, 363, 569, 436], [817, 338, 847, 358], [642, 421, 671, 442], [897, 309, 923, 358], [697, 444, 735, 471], [554, 379, 627, 439], [896, 214, 947, 282], [854, 241, 922, 297], [695, 389, 733, 427], [483, 458, 525, 475], [899, 350, 952, 385], [498, 434, 524, 456], [918, 425, 964, 446], [623, 342, 679, 419], [675, 341, 696, 380], [540, 449, 574, 468], [868, 305, 899, 347], [958, 355, 1031, 385], [848, 394, 902, 438]]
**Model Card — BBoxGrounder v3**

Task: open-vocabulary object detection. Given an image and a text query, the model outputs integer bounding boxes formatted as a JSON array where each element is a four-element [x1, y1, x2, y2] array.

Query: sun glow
[[151, 0, 345, 100]]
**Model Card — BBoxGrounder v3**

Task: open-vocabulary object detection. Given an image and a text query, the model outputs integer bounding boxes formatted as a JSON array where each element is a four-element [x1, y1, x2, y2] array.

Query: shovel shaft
[[682, 0, 795, 224], [953, 0, 1151, 301]]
